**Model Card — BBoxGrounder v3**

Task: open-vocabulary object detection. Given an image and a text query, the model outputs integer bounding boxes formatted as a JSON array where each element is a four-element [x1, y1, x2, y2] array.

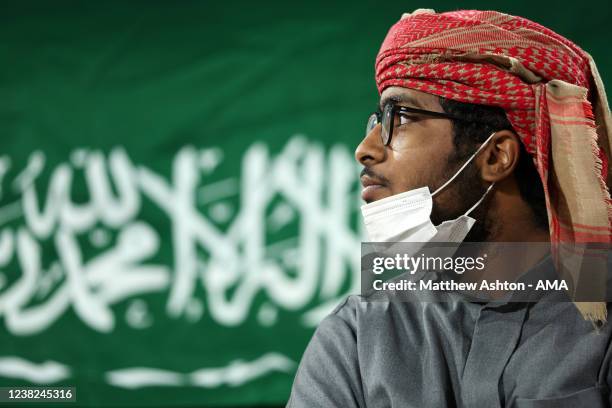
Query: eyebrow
[[378, 94, 428, 111]]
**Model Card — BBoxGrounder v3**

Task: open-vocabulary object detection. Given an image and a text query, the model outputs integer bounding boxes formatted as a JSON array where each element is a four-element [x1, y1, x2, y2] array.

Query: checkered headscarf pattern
[[376, 10, 590, 155]]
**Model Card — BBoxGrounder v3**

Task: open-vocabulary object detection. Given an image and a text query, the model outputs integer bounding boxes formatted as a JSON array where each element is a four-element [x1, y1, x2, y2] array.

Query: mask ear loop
[[464, 182, 495, 217], [432, 132, 497, 197]]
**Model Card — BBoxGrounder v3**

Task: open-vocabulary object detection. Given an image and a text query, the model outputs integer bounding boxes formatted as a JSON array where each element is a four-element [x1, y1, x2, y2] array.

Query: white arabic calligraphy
[[0, 135, 361, 335]]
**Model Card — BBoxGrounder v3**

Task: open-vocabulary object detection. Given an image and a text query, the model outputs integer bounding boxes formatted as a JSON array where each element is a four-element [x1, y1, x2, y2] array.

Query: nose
[[355, 124, 386, 166]]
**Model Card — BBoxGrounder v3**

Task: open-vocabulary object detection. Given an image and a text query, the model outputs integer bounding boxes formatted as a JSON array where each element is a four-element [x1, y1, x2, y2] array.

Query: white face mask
[[361, 132, 496, 243]]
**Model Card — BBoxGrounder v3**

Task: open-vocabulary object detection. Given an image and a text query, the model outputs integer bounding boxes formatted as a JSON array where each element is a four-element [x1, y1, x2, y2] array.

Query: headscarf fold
[[375, 9, 612, 322]]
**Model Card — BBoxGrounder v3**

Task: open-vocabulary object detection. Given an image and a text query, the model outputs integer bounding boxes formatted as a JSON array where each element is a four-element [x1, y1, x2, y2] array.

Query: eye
[[395, 112, 421, 127]]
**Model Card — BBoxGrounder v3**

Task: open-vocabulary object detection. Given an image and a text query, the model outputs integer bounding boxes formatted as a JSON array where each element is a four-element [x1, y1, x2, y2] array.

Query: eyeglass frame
[[366, 103, 489, 146]]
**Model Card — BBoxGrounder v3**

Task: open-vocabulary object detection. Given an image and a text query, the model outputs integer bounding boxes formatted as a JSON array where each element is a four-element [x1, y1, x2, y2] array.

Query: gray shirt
[[287, 257, 612, 407]]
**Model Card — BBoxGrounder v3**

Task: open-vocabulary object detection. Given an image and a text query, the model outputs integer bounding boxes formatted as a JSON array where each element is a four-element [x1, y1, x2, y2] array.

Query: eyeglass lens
[[365, 104, 399, 146]]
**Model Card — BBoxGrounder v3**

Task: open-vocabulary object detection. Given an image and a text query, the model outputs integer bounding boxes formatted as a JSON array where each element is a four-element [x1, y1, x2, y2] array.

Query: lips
[[361, 175, 387, 202]]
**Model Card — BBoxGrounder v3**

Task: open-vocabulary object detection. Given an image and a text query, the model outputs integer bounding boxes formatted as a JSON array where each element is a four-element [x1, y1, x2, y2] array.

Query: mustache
[[360, 167, 390, 186]]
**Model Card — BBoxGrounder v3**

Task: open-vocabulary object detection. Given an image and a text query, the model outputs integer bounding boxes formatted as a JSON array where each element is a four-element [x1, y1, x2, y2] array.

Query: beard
[[430, 151, 496, 242]]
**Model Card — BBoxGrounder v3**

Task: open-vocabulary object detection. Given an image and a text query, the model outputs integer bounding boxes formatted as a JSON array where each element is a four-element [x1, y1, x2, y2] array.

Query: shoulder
[[326, 294, 396, 324], [320, 293, 432, 339]]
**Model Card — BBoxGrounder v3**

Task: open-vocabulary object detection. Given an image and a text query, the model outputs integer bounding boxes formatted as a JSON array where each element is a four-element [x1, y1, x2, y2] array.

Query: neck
[[462, 188, 551, 290], [488, 189, 550, 244]]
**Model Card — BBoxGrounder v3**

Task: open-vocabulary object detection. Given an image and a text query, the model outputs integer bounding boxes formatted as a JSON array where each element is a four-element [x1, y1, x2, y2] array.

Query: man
[[287, 9, 612, 407]]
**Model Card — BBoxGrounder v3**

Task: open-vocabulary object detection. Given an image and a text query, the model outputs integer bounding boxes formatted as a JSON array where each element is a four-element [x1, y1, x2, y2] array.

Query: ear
[[477, 130, 521, 182]]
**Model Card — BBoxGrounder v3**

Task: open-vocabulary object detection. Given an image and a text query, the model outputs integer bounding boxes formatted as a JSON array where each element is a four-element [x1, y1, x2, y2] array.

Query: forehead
[[379, 87, 441, 111]]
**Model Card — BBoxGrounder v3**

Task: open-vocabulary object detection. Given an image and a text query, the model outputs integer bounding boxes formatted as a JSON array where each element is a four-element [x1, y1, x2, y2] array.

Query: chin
[[361, 185, 391, 203]]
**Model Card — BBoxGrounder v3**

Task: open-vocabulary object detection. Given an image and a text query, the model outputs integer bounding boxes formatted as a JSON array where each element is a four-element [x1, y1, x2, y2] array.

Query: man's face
[[355, 86, 490, 228], [355, 87, 455, 201]]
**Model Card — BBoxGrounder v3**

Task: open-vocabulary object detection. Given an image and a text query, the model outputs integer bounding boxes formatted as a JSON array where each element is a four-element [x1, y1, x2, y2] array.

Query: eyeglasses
[[366, 104, 462, 146]]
